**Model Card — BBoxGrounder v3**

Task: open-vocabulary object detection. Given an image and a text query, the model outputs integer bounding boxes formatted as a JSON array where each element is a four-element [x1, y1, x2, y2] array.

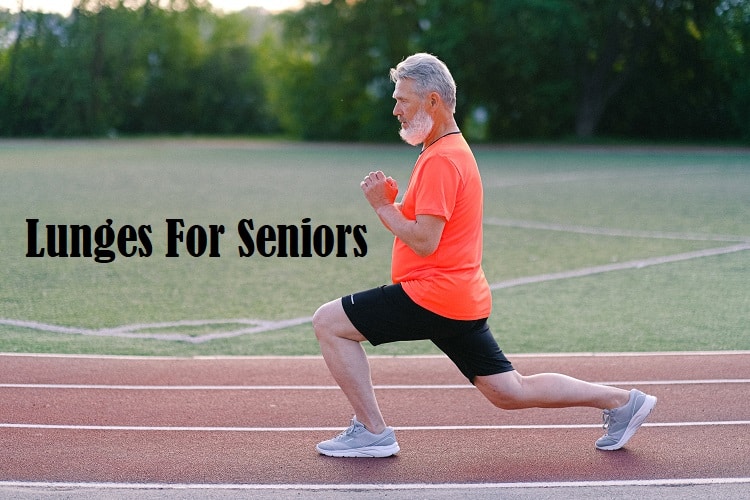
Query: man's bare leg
[[313, 298, 386, 434], [474, 370, 630, 410]]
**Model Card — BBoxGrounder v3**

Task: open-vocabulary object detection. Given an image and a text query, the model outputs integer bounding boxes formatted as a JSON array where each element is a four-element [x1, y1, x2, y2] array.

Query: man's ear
[[428, 91, 440, 109]]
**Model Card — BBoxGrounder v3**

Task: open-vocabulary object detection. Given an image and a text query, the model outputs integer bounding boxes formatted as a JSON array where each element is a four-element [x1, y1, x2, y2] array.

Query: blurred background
[[1, 0, 748, 142]]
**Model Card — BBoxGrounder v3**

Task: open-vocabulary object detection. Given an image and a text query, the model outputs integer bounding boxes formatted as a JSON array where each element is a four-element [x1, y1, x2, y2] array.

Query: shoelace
[[601, 410, 612, 431], [335, 421, 360, 440]]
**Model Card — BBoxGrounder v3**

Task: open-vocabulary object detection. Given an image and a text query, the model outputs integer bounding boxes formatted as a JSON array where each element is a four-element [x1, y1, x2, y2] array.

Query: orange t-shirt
[[391, 133, 492, 320]]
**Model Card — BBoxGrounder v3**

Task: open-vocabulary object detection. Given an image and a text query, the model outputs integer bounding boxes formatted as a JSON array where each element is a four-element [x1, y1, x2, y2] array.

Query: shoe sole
[[596, 395, 657, 451], [316, 443, 400, 458]]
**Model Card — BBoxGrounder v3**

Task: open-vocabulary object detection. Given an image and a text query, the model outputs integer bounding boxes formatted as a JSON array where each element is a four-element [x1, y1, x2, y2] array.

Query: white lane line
[[1, 421, 748, 432], [1, 379, 748, 390], [2, 477, 750, 490], [2, 351, 749, 359]]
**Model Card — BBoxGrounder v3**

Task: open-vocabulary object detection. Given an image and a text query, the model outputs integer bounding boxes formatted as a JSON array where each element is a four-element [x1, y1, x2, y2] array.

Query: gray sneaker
[[316, 417, 400, 457], [596, 389, 657, 450]]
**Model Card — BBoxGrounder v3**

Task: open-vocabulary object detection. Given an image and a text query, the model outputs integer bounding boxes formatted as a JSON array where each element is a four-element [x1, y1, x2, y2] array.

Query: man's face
[[392, 78, 434, 146]]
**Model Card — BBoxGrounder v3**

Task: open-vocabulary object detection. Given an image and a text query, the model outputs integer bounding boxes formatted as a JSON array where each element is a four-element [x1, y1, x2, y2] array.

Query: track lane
[[0, 384, 746, 427], [2, 352, 749, 385], [1, 426, 748, 484], [1, 353, 749, 485]]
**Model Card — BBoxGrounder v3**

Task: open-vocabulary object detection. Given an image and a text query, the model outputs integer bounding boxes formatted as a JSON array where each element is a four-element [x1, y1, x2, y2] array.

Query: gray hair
[[389, 53, 456, 113]]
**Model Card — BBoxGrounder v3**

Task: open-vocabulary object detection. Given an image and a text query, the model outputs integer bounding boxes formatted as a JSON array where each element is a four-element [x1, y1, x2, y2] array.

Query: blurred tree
[[263, 0, 421, 140], [0, 0, 747, 141], [595, 0, 740, 140], [191, 13, 275, 134], [123, 1, 214, 133], [0, 0, 275, 136], [703, 0, 750, 139], [418, 0, 580, 139]]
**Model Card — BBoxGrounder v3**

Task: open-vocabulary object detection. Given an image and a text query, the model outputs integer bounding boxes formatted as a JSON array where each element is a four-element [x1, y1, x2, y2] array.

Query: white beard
[[399, 107, 434, 146]]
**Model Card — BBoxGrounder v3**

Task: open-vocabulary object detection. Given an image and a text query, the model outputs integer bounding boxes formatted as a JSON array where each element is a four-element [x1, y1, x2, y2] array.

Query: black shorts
[[341, 284, 514, 383]]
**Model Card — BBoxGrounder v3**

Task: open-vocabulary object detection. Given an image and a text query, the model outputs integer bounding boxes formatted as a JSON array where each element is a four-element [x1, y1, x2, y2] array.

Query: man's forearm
[[375, 204, 443, 258]]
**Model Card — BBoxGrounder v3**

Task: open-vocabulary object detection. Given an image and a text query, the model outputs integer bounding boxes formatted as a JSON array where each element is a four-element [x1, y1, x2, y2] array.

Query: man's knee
[[475, 371, 524, 410], [313, 298, 366, 343], [312, 301, 335, 341]]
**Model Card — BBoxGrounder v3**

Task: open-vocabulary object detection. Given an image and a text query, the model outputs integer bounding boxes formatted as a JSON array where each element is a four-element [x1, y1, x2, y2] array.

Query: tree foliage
[[0, 1, 276, 136], [267, 0, 749, 141], [261, 0, 421, 140], [0, 0, 747, 141]]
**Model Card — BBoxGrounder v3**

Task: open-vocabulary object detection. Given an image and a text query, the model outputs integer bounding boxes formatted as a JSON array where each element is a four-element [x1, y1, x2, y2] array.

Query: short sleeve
[[412, 155, 461, 221]]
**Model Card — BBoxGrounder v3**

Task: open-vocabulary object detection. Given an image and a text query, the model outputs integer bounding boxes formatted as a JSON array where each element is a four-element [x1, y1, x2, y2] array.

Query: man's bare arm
[[375, 206, 444, 257], [361, 170, 445, 257]]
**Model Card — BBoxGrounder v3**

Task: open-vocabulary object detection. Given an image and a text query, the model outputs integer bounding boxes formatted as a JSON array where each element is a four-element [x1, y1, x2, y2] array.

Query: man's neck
[[422, 119, 461, 150]]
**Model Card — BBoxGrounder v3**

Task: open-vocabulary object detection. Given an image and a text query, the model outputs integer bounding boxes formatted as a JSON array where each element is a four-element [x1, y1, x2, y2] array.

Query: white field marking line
[[2, 243, 749, 342], [490, 243, 750, 291], [1, 221, 747, 342], [2, 477, 750, 491], [2, 379, 749, 390], [0, 316, 313, 344], [2, 421, 749, 432]]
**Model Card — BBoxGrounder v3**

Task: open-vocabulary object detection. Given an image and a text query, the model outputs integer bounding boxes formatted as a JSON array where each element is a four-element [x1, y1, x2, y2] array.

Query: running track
[[1, 352, 749, 491]]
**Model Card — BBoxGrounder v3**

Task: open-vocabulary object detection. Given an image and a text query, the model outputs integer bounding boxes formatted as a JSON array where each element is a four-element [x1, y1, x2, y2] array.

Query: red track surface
[[1, 353, 749, 485]]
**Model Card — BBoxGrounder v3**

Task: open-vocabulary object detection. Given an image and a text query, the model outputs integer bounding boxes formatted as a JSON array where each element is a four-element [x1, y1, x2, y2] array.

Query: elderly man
[[312, 53, 656, 457]]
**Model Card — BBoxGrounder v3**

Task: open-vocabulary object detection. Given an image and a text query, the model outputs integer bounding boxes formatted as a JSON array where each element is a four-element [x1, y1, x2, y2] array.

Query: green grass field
[[1, 139, 748, 356]]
